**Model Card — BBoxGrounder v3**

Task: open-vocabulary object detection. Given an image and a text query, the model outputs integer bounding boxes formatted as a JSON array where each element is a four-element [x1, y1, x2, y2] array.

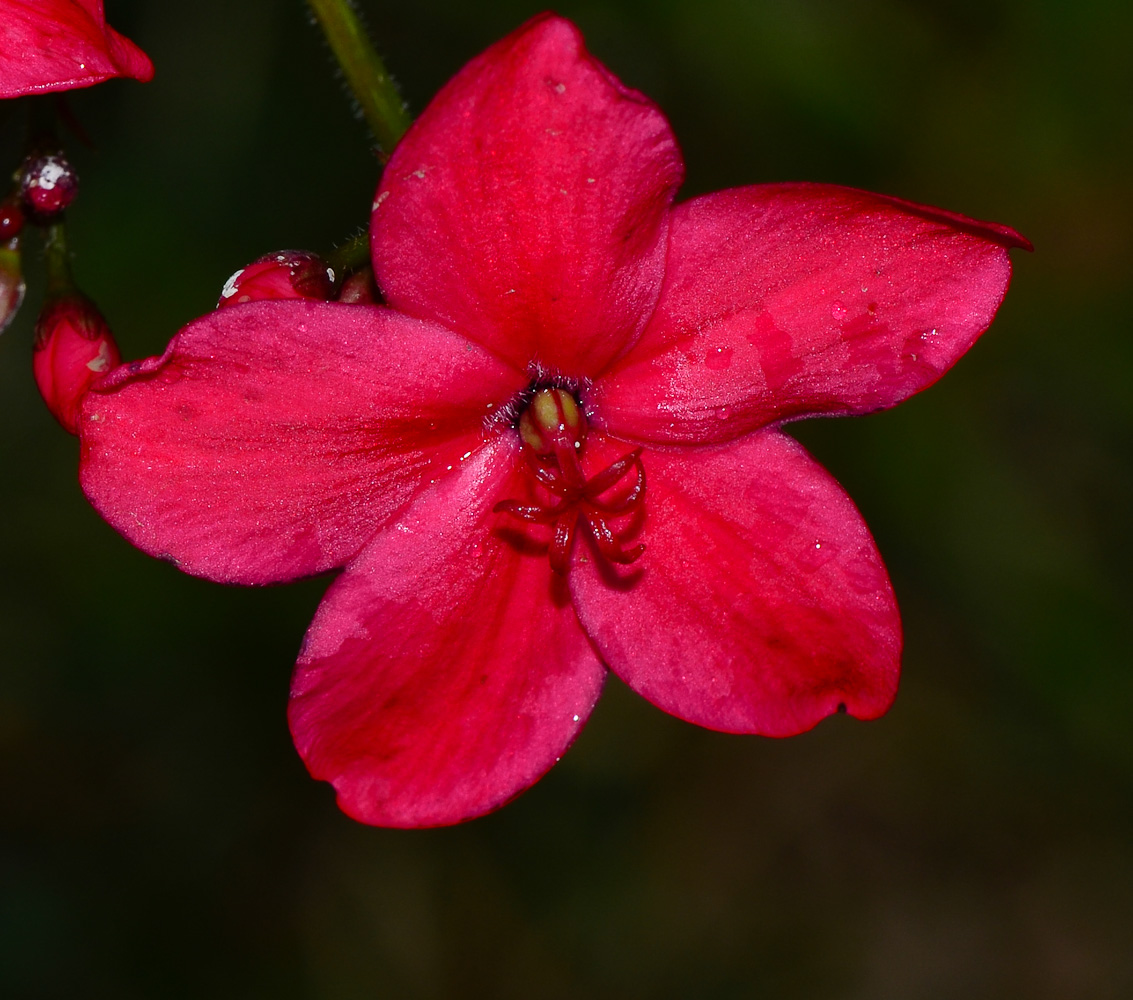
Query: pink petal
[[0, 0, 153, 97], [591, 183, 1029, 445], [289, 438, 605, 828], [80, 301, 525, 584], [371, 13, 683, 377], [569, 429, 901, 736]]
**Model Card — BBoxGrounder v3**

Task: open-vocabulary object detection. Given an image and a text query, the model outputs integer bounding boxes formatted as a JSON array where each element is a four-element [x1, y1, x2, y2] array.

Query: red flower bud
[[19, 153, 79, 219], [33, 294, 120, 434], [0, 237, 25, 335], [217, 250, 336, 308], [0, 197, 24, 241]]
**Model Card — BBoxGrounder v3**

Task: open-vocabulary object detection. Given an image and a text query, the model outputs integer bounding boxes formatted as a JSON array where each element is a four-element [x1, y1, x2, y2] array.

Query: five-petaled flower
[[78, 14, 1028, 828], [0, 0, 152, 98]]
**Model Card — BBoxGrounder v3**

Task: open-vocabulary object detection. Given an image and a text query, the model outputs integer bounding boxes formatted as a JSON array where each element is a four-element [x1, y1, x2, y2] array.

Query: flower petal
[[569, 429, 901, 736], [80, 301, 525, 584], [0, 0, 153, 98], [289, 438, 605, 828], [371, 13, 683, 377], [591, 183, 1029, 445]]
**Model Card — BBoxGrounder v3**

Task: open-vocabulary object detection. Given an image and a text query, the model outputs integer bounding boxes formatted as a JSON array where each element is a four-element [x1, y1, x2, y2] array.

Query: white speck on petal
[[37, 159, 67, 190], [220, 268, 244, 299], [86, 341, 114, 373]]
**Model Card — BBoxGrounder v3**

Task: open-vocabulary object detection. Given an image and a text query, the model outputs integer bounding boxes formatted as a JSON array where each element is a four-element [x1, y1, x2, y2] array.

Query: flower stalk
[[305, 0, 411, 156], [326, 230, 370, 277], [42, 221, 77, 299]]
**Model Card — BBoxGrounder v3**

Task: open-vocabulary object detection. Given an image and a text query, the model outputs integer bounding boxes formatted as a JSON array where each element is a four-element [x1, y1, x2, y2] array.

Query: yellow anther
[[518, 387, 586, 456]]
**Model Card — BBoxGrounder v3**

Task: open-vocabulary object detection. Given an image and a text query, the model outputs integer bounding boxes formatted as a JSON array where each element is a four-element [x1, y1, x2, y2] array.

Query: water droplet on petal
[[831, 301, 847, 321]]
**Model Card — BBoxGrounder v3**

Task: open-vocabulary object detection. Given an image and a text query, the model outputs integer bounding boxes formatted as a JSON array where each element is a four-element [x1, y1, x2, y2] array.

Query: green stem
[[42, 222, 76, 299], [326, 230, 370, 277], [305, 0, 411, 156]]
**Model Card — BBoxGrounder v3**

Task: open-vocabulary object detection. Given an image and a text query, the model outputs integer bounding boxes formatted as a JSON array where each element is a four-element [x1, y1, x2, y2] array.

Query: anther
[[495, 388, 646, 575], [519, 387, 585, 457]]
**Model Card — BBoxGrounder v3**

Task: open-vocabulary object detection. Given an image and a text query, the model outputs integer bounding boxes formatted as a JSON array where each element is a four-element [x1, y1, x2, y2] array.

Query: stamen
[[549, 508, 579, 576], [495, 388, 646, 575]]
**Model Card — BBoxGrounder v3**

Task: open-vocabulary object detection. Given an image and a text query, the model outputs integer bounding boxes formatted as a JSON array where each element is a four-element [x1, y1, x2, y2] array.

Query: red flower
[[78, 15, 1028, 827], [0, 0, 153, 98]]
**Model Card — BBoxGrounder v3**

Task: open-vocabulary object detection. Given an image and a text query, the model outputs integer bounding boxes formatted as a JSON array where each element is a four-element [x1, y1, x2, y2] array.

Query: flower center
[[494, 387, 646, 575]]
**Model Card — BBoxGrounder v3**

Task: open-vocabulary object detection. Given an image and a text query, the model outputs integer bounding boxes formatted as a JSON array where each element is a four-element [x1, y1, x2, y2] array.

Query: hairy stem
[[305, 0, 411, 156]]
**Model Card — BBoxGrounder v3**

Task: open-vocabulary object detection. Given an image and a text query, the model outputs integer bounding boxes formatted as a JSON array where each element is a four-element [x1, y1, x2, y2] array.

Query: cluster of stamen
[[494, 388, 646, 575]]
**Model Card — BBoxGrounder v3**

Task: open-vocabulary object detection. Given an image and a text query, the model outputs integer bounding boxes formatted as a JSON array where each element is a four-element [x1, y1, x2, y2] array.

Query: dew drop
[[830, 301, 847, 321], [715, 405, 732, 420]]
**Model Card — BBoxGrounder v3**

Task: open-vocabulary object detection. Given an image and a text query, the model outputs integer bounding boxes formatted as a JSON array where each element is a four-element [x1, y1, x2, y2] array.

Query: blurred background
[[1, 0, 1130, 996]]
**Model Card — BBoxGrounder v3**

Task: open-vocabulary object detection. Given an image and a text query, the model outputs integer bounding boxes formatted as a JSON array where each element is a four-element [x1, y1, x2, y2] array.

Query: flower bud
[[0, 197, 24, 241], [217, 250, 336, 308], [1, 238, 25, 335], [337, 266, 379, 304], [19, 153, 79, 219], [33, 295, 121, 434]]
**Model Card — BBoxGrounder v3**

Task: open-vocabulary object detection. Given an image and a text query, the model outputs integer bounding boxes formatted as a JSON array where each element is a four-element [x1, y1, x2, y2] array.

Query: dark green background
[[2, 1, 1130, 996]]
